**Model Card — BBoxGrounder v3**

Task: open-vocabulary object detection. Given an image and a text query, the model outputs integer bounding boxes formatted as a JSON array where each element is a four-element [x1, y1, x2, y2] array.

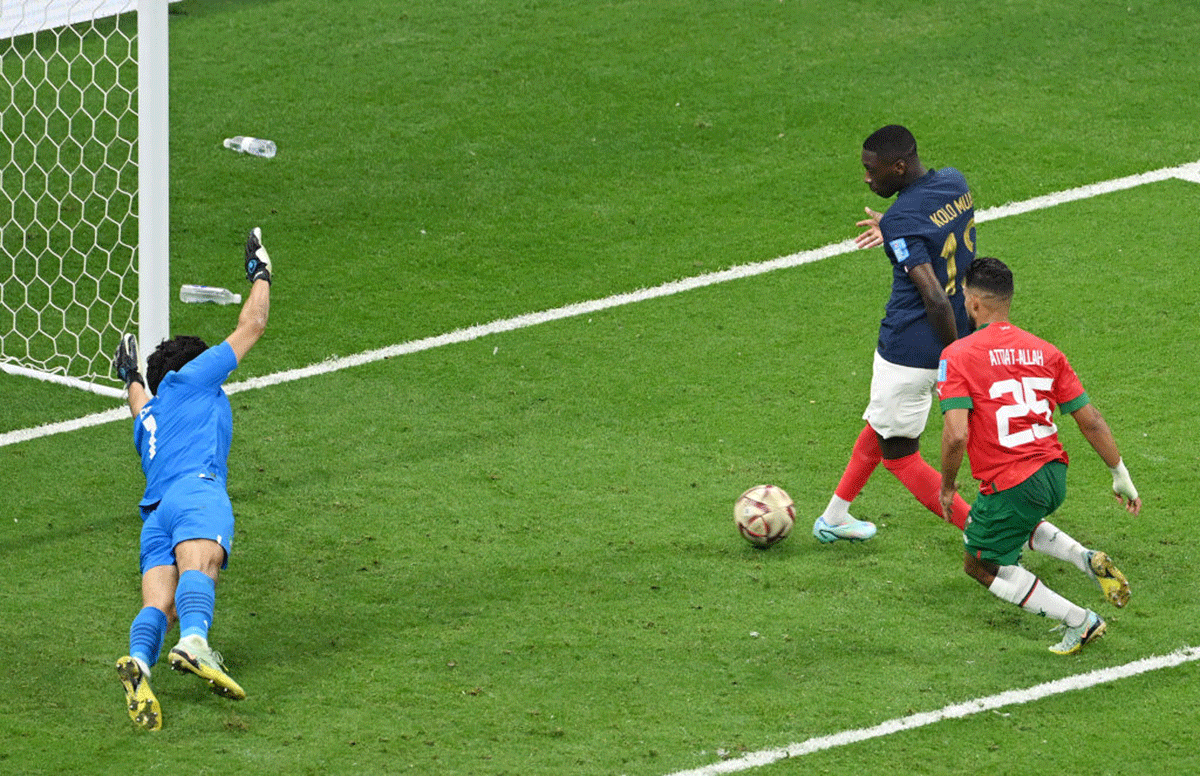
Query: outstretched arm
[[125, 382, 150, 417], [1070, 402, 1142, 515], [225, 227, 272, 363], [113, 333, 149, 417]]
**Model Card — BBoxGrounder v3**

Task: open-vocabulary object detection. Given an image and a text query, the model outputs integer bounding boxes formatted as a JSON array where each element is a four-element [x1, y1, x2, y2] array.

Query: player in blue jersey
[[112, 228, 273, 731], [813, 125, 977, 543]]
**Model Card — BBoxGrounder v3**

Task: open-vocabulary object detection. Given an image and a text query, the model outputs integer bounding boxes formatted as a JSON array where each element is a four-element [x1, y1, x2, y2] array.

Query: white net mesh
[[1, 2, 138, 391]]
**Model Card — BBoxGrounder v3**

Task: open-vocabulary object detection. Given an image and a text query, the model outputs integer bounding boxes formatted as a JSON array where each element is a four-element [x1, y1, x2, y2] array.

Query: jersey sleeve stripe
[[940, 396, 973, 412], [1058, 392, 1090, 415]]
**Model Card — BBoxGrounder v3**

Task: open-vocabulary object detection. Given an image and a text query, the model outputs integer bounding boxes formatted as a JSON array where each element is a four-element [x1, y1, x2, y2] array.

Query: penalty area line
[[662, 646, 1200, 776], [2, 158, 1198, 450]]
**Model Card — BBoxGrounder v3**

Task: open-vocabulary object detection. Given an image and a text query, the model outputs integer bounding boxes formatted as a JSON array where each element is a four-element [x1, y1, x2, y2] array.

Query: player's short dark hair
[[146, 335, 209, 395], [963, 257, 1014, 299], [862, 125, 918, 163]]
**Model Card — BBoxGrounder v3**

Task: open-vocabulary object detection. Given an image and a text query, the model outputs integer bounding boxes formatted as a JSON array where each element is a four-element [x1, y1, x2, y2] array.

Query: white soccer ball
[[734, 484, 795, 547]]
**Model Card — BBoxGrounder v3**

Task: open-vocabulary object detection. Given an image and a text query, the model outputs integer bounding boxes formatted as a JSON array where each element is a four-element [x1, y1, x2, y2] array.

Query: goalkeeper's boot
[[169, 635, 246, 700], [1085, 550, 1130, 608], [812, 515, 877, 544], [1048, 610, 1106, 655], [116, 656, 162, 731]]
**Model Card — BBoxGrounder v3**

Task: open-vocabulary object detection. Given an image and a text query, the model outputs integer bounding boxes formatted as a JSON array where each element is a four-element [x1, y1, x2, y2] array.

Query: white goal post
[[0, 0, 171, 399]]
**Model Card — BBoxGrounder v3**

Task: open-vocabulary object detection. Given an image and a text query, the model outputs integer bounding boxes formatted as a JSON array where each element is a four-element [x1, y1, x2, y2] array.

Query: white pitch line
[[0, 405, 130, 447], [1173, 162, 1200, 185], [975, 160, 1200, 223], [3, 158, 1199, 450], [664, 645, 1200, 776], [225, 236, 859, 396]]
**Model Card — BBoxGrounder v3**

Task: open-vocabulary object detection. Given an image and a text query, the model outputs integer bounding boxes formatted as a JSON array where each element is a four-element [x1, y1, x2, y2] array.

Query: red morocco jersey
[[937, 322, 1090, 494]]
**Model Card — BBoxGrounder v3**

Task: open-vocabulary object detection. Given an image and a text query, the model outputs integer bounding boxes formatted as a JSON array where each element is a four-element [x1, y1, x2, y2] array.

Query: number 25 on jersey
[[990, 376, 1056, 449]]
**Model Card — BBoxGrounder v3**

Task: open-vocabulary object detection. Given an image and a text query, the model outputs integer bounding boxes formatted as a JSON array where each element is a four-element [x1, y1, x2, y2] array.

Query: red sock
[[834, 425, 882, 502], [882, 451, 969, 530]]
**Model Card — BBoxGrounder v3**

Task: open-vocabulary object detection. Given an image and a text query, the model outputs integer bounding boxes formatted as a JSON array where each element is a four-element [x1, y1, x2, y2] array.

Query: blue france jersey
[[877, 167, 975, 369], [133, 341, 238, 508]]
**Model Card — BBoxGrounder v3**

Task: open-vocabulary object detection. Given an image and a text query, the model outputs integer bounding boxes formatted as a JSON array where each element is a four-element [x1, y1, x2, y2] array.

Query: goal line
[[2, 157, 1198, 450]]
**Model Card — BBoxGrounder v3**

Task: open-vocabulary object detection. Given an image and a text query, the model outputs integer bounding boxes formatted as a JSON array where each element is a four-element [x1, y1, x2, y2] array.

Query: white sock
[[821, 495, 852, 524], [1028, 520, 1089, 573], [988, 564, 1087, 627]]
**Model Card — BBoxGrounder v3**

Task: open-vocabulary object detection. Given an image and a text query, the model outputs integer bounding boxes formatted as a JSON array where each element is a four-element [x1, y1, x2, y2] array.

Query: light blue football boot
[[812, 515, 877, 543], [1049, 610, 1106, 655]]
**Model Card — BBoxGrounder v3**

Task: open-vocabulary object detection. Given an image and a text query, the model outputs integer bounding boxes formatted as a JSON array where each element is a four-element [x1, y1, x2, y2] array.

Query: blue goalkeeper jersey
[[133, 341, 238, 508], [877, 167, 975, 369]]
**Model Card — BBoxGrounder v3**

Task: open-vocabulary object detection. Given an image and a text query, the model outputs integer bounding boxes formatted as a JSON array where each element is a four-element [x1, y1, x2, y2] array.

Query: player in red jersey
[[937, 257, 1141, 654]]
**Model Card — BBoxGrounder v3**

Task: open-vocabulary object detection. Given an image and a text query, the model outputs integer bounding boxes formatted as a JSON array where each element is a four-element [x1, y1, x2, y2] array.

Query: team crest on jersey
[[889, 238, 909, 261]]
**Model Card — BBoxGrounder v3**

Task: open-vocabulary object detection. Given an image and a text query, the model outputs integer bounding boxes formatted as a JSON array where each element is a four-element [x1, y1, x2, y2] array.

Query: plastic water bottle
[[180, 284, 242, 305], [222, 136, 277, 158]]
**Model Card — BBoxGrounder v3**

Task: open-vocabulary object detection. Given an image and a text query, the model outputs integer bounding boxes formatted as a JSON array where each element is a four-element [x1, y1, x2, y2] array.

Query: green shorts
[[964, 461, 1067, 566]]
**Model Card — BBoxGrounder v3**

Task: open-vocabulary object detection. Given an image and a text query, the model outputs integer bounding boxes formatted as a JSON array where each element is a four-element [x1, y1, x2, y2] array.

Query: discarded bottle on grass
[[222, 136, 277, 158], [180, 284, 242, 305]]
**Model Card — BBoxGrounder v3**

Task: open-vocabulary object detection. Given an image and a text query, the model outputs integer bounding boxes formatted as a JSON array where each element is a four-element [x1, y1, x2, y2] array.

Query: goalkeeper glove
[[113, 333, 144, 388], [1109, 458, 1139, 502], [245, 226, 272, 284]]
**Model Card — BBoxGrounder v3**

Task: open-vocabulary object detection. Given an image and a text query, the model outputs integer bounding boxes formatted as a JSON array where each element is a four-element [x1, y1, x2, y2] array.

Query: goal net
[[0, 0, 169, 398]]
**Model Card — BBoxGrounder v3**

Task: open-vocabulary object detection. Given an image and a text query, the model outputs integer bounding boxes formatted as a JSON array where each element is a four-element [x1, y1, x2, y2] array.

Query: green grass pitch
[[2, 1, 1200, 774]]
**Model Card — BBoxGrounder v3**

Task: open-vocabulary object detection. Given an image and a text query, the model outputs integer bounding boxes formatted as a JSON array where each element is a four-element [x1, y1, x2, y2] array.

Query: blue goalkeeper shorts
[[139, 474, 234, 573]]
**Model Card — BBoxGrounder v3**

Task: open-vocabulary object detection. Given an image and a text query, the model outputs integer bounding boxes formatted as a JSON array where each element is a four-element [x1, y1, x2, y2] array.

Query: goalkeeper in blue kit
[[113, 228, 272, 731]]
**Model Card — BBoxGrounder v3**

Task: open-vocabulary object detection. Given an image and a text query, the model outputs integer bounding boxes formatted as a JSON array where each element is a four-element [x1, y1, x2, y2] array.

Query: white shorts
[[862, 349, 938, 439]]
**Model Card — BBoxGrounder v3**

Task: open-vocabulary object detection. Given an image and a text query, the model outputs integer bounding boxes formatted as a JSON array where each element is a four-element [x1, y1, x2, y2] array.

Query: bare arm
[[939, 407, 970, 521], [126, 382, 150, 417], [1071, 402, 1142, 515], [909, 262, 959, 347], [224, 227, 273, 364], [1071, 403, 1120, 467], [224, 278, 270, 363]]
